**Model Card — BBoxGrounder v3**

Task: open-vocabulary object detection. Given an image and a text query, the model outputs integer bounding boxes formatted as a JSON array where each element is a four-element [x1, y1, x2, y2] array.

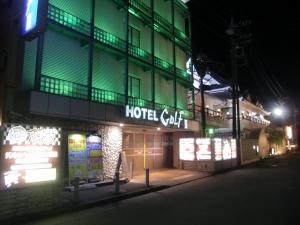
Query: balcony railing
[[175, 37, 191, 51], [128, 96, 153, 108], [128, 44, 152, 62], [92, 87, 125, 105], [94, 27, 126, 52], [174, 27, 190, 44], [129, 0, 151, 18], [175, 0, 189, 11], [154, 57, 174, 74], [40, 75, 88, 99], [176, 67, 191, 81], [154, 12, 172, 32], [48, 5, 90, 36], [242, 114, 269, 126]]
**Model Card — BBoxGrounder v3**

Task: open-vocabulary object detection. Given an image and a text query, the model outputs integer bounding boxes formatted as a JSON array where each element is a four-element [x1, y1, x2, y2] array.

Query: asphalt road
[[23, 152, 300, 225]]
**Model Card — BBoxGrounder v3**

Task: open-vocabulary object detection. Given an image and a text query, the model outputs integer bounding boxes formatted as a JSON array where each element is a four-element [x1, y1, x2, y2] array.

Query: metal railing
[[92, 87, 125, 105], [129, 0, 151, 17], [154, 57, 174, 74], [128, 96, 153, 108], [242, 114, 269, 126], [154, 12, 172, 32], [174, 27, 190, 44], [48, 5, 90, 36], [176, 67, 191, 81], [128, 44, 152, 62], [94, 27, 126, 52], [40, 75, 88, 99]]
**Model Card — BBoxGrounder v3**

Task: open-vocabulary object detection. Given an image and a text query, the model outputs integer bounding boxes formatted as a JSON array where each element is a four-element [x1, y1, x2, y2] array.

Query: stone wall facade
[[102, 126, 123, 179], [0, 183, 62, 222]]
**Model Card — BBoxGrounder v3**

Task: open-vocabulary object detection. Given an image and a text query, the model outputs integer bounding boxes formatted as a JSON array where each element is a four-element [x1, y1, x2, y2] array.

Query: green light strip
[[40, 76, 88, 99]]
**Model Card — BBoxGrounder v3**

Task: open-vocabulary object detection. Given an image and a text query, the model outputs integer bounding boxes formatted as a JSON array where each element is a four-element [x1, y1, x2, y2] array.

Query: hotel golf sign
[[125, 105, 188, 129]]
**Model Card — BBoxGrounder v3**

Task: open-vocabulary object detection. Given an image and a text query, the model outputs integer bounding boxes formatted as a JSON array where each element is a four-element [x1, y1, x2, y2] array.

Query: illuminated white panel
[[180, 138, 195, 161], [214, 138, 222, 161], [15, 158, 49, 164], [222, 139, 232, 160], [25, 168, 56, 183], [11, 163, 52, 171], [231, 139, 237, 158], [286, 126, 293, 139], [196, 138, 211, 160], [12, 146, 53, 152]]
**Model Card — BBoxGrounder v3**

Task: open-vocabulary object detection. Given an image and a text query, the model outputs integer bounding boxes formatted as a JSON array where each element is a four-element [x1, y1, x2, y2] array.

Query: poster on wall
[[195, 138, 212, 160], [179, 138, 195, 161], [0, 124, 61, 189], [68, 133, 88, 180], [86, 134, 103, 179]]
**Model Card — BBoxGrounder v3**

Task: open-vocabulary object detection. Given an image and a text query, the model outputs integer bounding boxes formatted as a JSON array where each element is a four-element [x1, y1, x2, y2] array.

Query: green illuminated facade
[[22, 0, 193, 118]]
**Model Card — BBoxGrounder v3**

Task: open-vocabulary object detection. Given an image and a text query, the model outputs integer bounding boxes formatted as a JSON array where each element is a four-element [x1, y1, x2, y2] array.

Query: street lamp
[[273, 108, 283, 117]]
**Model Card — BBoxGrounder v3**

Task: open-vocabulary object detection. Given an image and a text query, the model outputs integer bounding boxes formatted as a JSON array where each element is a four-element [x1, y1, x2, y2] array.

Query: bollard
[[73, 177, 80, 203], [129, 162, 133, 179], [145, 168, 150, 187], [115, 171, 120, 194]]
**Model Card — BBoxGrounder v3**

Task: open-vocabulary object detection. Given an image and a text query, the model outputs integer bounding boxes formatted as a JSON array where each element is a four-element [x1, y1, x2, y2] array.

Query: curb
[[2, 185, 169, 225], [3, 173, 216, 225]]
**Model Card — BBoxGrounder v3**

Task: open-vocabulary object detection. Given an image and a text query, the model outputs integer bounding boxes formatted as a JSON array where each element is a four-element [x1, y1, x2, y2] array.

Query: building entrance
[[123, 132, 173, 174]]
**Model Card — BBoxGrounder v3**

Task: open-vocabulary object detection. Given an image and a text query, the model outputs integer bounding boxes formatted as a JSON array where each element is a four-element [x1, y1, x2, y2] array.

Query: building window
[[128, 75, 140, 98], [129, 26, 140, 47]]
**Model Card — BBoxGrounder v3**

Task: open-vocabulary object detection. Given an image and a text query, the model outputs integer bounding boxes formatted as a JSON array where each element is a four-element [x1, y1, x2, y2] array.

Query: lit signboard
[[179, 138, 195, 161], [125, 105, 188, 129], [195, 138, 211, 160], [68, 133, 103, 180], [1, 124, 61, 189], [22, 0, 48, 40], [214, 138, 222, 161], [222, 139, 232, 160]]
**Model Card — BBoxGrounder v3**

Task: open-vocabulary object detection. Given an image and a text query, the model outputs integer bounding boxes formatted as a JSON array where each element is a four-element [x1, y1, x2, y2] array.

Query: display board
[[68, 133, 102, 181], [1, 124, 61, 189], [179, 138, 195, 161], [195, 138, 211, 160]]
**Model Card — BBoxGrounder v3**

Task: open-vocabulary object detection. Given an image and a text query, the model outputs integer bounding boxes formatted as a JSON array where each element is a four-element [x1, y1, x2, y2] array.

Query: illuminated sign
[[214, 138, 222, 161], [1, 124, 60, 189], [286, 126, 293, 139], [125, 105, 188, 129], [180, 138, 237, 162], [179, 138, 195, 160], [195, 138, 211, 160], [23, 0, 39, 34], [22, 0, 48, 40], [68, 133, 103, 180]]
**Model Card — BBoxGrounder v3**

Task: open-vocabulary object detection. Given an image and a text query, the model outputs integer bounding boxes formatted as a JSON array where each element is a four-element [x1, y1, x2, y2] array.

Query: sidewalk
[[5, 169, 212, 225], [63, 169, 212, 206]]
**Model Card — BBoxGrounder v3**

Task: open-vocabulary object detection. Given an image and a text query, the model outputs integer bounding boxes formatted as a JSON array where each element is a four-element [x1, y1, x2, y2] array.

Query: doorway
[[123, 132, 173, 174]]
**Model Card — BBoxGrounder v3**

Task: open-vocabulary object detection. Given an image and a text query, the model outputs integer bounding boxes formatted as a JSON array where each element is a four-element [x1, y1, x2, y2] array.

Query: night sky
[[187, 0, 300, 111]]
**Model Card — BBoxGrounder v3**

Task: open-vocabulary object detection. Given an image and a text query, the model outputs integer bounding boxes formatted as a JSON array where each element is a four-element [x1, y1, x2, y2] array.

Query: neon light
[[23, 0, 39, 34], [6, 126, 60, 146], [25, 168, 56, 183], [179, 138, 195, 160], [2, 124, 60, 189], [286, 126, 293, 139], [4, 171, 21, 188]]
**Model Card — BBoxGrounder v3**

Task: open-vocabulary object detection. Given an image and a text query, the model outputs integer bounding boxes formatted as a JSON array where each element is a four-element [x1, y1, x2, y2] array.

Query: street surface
[[23, 152, 300, 225]]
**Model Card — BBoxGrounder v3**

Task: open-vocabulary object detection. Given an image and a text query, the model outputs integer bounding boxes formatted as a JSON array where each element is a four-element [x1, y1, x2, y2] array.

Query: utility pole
[[196, 58, 207, 137], [226, 16, 252, 167]]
